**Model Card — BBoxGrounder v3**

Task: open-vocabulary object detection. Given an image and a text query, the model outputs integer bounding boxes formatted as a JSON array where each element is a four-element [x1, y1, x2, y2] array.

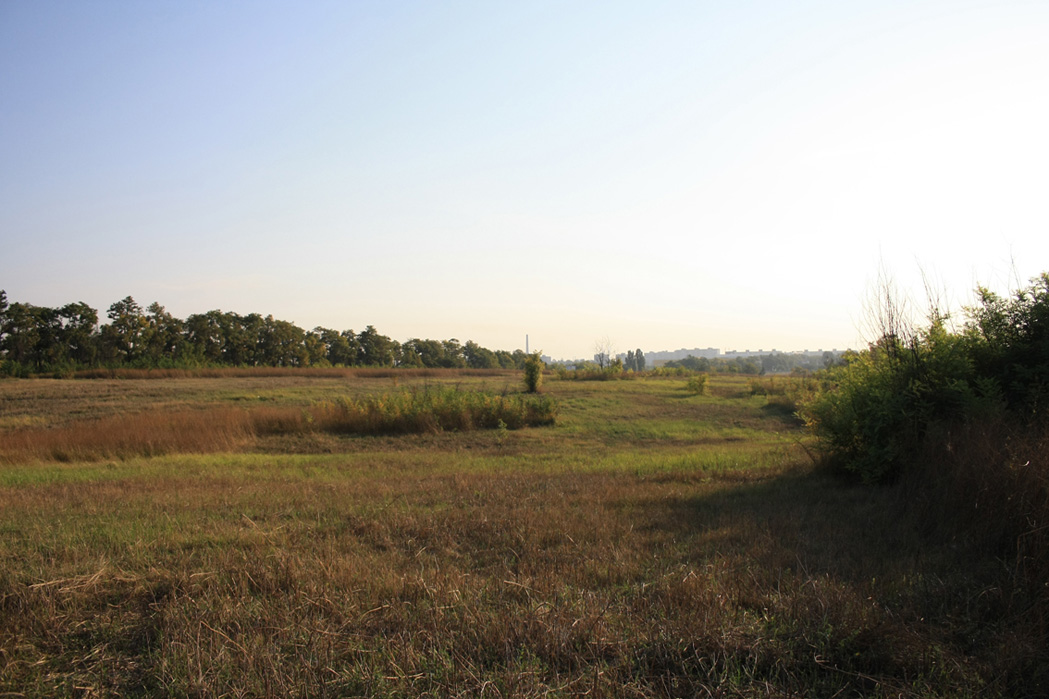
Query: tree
[[593, 336, 614, 370], [184, 311, 225, 364], [0, 302, 45, 367], [441, 338, 466, 368], [313, 327, 359, 366], [464, 340, 498, 369], [238, 313, 267, 366], [59, 302, 98, 366], [258, 315, 307, 367], [403, 338, 444, 368], [337, 330, 362, 366], [102, 296, 146, 363], [142, 302, 182, 365], [359, 325, 395, 367], [304, 328, 330, 367], [397, 341, 423, 367], [494, 350, 516, 369], [635, 348, 645, 372]]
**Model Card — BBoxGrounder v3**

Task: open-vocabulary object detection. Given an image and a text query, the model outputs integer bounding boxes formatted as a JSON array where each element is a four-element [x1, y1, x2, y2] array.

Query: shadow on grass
[[627, 464, 1048, 697]]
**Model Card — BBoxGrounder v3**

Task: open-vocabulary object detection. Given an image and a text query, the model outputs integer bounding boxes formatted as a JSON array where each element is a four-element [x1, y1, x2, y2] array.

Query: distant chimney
[[526, 335, 529, 354]]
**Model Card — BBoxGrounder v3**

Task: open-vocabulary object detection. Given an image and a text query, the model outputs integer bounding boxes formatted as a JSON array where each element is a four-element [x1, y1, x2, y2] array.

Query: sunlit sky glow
[[3, 1, 1047, 359]]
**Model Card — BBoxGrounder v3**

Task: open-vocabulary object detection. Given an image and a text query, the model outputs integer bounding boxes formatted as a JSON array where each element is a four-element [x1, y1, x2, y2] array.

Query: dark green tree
[[494, 350, 516, 369], [397, 341, 423, 367], [404, 338, 445, 368], [142, 302, 183, 365], [58, 302, 98, 366], [511, 349, 528, 369], [464, 340, 498, 369], [258, 315, 307, 367], [359, 325, 395, 367], [0, 302, 45, 367], [304, 329, 329, 367], [441, 339, 466, 368], [313, 327, 359, 366], [184, 311, 223, 364], [101, 296, 147, 363]]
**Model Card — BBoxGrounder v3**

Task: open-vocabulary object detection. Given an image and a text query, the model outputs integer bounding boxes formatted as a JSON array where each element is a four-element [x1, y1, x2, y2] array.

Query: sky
[[2, 1, 1048, 359]]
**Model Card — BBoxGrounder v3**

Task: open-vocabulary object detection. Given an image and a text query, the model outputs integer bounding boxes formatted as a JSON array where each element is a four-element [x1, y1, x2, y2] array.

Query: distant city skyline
[[545, 346, 846, 364]]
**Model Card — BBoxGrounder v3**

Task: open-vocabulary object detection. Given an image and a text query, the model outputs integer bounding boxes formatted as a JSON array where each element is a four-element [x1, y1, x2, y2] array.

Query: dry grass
[[1, 457, 1023, 697], [0, 407, 255, 462], [0, 387, 556, 464], [72, 367, 518, 380], [904, 420, 1049, 642], [0, 373, 523, 428], [0, 374, 1044, 696]]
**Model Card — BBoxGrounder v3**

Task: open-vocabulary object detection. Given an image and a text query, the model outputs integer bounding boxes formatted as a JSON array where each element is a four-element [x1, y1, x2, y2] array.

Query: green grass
[[0, 372, 1043, 696]]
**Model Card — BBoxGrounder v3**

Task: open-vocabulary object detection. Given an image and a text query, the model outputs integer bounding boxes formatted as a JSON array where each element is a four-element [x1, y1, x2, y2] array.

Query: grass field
[[0, 371, 1042, 697]]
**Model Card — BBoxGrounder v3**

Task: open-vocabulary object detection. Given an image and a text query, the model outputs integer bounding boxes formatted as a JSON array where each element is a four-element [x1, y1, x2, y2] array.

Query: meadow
[[0, 370, 1041, 697]]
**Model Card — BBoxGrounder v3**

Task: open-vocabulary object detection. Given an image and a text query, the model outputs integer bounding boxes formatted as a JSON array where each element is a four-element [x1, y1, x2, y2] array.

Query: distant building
[[640, 347, 721, 364]]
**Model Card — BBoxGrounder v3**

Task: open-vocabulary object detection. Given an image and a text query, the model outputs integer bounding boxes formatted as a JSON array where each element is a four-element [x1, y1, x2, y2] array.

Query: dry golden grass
[[0, 386, 555, 464], [73, 366, 518, 380], [0, 371, 522, 427], [0, 374, 1044, 696]]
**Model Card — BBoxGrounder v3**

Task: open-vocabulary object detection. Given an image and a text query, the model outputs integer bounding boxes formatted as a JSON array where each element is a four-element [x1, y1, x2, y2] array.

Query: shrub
[[801, 274, 1047, 484], [304, 387, 557, 435], [685, 374, 707, 395], [801, 320, 997, 483], [967, 272, 1049, 415], [523, 352, 544, 393]]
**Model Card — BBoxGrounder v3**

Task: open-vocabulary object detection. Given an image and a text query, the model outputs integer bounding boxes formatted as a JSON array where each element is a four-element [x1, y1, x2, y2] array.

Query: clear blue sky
[[3, 1, 1047, 358]]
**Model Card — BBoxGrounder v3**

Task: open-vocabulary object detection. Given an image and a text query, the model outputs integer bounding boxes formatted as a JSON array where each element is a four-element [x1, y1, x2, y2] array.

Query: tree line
[[0, 291, 532, 375]]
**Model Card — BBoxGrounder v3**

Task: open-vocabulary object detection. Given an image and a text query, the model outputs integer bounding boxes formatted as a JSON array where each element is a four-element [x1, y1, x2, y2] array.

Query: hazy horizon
[[3, 1, 1047, 359]]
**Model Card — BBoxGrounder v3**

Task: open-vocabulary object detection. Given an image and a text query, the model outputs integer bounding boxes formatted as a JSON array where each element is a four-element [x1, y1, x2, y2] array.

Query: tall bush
[[967, 272, 1049, 415], [523, 351, 544, 393], [801, 276, 1049, 483]]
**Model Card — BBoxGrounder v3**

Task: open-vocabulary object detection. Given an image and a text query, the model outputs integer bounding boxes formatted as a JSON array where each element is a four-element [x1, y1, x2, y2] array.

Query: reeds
[[0, 387, 557, 463], [303, 387, 557, 435]]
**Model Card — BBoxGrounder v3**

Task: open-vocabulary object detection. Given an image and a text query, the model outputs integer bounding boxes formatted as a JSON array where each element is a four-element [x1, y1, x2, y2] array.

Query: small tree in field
[[524, 351, 544, 393], [593, 336, 614, 370]]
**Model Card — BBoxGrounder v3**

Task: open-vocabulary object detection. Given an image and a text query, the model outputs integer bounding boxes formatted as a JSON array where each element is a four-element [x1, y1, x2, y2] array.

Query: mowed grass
[[0, 372, 1040, 697]]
